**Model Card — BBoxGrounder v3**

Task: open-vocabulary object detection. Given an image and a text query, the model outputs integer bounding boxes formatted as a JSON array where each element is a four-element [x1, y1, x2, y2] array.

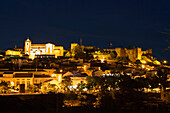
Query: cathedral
[[24, 38, 64, 59]]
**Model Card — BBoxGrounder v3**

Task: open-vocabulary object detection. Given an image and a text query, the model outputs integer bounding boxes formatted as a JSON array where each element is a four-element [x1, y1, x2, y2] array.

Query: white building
[[24, 38, 64, 59]]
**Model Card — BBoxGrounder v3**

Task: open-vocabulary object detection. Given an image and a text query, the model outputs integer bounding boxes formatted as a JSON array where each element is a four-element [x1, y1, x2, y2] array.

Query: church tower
[[24, 37, 31, 55]]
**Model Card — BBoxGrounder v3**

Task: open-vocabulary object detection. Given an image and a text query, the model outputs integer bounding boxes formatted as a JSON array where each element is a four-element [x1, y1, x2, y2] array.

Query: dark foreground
[[0, 93, 169, 113], [0, 94, 64, 113]]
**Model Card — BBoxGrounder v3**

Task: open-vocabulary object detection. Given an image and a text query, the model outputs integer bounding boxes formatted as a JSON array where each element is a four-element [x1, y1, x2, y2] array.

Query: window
[[27, 81, 30, 87], [22, 81, 25, 84], [16, 81, 20, 86]]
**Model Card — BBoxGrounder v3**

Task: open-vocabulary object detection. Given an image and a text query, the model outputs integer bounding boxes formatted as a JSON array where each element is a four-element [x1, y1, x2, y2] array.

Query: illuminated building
[[71, 43, 79, 57], [24, 38, 64, 59], [5, 50, 22, 56], [14, 45, 24, 54], [103, 47, 152, 62], [93, 51, 112, 60], [0, 70, 60, 90], [63, 71, 87, 89]]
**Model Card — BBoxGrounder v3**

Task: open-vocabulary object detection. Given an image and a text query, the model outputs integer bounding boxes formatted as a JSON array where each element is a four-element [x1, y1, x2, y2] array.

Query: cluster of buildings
[[5, 38, 153, 62], [0, 38, 169, 96], [6, 38, 64, 59]]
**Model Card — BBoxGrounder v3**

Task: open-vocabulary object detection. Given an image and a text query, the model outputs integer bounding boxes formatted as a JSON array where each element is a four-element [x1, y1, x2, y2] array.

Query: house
[[63, 71, 88, 89], [70, 73, 88, 89], [0, 69, 62, 90]]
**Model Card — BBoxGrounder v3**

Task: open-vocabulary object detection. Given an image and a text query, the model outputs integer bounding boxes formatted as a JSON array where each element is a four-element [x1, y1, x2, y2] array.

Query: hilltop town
[[0, 38, 169, 112]]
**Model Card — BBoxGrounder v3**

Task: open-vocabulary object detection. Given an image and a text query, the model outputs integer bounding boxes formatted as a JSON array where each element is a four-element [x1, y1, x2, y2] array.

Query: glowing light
[[141, 60, 146, 64], [84, 65, 87, 71], [73, 85, 77, 89], [163, 60, 168, 64], [11, 82, 14, 86], [58, 75, 62, 82], [83, 88, 87, 91], [100, 59, 105, 63], [154, 61, 161, 65], [141, 65, 145, 68], [60, 69, 63, 73]]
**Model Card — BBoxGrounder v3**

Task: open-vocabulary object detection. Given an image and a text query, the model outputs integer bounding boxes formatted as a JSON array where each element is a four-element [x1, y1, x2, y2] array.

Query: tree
[[77, 81, 86, 92], [0, 81, 9, 93], [86, 94, 97, 106], [147, 76, 159, 90], [134, 77, 150, 91], [118, 74, 139, 93], [74, 45, 84, 59], [86, 76, 103, 91], [28, 84, 39, 92], [86, 76, 118, 93], [103, 76, 118, 89], [61, 76, 72, 91], [156, 67, 169, 91], [110, 51, 117, 58]]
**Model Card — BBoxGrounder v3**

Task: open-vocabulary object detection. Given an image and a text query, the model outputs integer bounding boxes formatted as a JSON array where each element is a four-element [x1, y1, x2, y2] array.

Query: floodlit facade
[[0, 70, 61, 90], [103, 47, 152, 62], [24, 38, 64, 59], [71, 43, 79, 57], [5, 50, 22, 56]]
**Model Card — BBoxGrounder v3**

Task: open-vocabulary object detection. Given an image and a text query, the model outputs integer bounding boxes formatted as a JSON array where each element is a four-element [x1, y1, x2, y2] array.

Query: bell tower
[[24, 37, 31, 55]]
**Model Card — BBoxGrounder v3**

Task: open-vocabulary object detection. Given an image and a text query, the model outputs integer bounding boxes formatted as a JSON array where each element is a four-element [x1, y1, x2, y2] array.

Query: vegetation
[[28, 84, 39, 92], [86, 76, 119, 93], [156, 67, 169, 91], [0, 81, 9, 93], [61, 76, 72, 91], [77, 81, 86, 92], [74, 45, 94, 60]]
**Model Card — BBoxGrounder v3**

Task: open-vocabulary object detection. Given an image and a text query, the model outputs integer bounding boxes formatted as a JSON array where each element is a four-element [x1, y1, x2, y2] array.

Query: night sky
[[0, 0, 169, 61]]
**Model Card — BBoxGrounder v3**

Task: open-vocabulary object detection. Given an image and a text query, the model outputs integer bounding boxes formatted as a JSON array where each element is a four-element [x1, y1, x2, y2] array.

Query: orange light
[[60, 69, 63, 73]]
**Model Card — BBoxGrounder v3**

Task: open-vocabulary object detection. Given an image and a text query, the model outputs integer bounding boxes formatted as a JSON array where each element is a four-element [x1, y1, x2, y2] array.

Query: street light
[[60, 69, 63, 73]]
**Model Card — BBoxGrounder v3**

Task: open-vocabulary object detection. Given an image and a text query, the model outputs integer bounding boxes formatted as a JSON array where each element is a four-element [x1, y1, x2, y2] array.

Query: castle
[[100, 47, 152, 62]]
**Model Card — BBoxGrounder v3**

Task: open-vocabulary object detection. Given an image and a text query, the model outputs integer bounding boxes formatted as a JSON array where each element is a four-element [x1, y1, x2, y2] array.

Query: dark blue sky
[[0, 0, 169, 61]]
